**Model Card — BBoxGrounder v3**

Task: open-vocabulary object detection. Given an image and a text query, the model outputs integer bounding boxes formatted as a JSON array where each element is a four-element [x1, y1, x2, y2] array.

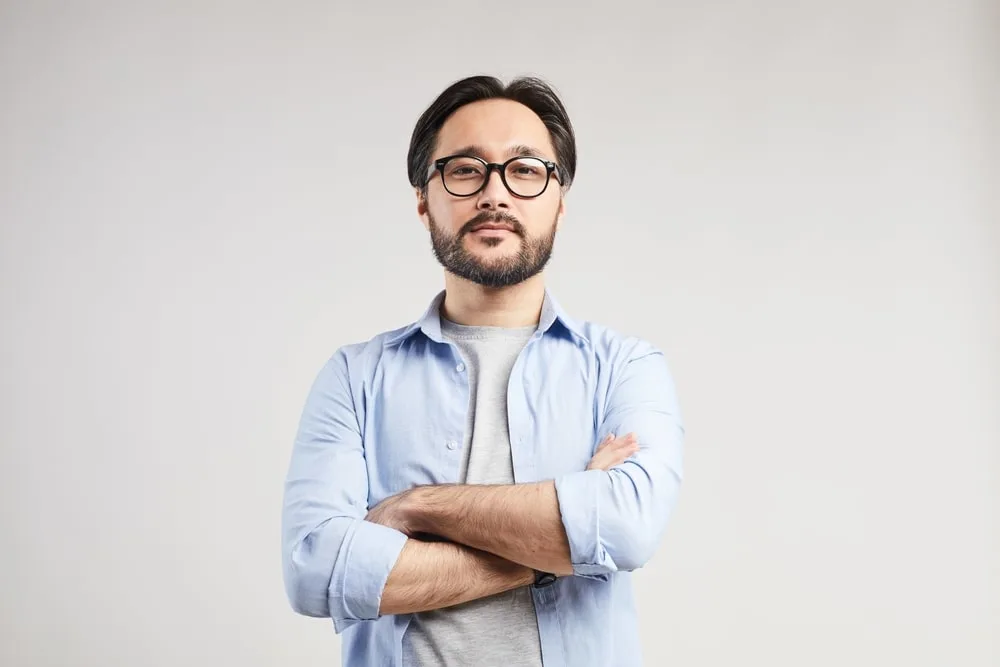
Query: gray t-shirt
[[401, 318, 544, 667]]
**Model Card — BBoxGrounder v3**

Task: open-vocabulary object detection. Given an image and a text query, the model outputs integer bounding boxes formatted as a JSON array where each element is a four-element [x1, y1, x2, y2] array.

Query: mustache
[[459, 211, 525, 236]]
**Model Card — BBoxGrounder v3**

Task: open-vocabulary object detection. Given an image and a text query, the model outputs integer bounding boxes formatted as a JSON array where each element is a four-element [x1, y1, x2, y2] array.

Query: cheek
[[429, 200, 474, 231], [522, 199, 560, 231]]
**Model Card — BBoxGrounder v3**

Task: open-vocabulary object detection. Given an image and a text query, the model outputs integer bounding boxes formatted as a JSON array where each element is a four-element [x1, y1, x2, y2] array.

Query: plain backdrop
[[1, 1, 997, 665]]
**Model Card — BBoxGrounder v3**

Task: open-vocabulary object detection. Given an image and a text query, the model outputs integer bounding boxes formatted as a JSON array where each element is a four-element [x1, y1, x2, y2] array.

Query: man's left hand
[[365, 489, 421, 536]]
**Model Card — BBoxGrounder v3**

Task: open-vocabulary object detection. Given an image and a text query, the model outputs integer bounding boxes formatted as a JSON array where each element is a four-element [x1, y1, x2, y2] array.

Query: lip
[[470, 224, 515, 233]]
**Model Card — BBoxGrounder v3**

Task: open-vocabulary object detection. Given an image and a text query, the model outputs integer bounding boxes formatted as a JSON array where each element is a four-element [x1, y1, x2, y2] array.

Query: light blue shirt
[[281, 289, 685, 666]]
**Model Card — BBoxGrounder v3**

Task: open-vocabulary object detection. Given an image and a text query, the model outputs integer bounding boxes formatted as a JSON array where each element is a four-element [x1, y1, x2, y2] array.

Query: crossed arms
[[281, 340, 684, 633], [369, 434, 638, 615]]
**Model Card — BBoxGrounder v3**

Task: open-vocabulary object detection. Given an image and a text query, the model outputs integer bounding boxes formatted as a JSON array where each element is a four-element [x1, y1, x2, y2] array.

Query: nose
[[476, 166, 511, 211]]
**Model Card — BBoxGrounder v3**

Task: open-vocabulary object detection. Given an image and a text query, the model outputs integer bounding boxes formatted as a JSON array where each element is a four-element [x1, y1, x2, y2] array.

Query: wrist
[[488, 552, 534, 587], [403, 485, 433, 535]]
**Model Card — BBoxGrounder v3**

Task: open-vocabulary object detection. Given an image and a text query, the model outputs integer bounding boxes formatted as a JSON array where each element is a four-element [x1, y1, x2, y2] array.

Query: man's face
[[417, 99, 565, 288]]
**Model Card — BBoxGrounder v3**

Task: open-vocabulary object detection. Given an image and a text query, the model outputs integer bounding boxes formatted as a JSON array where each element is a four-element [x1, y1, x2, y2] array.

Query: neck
[[439, 273, 546, 328]]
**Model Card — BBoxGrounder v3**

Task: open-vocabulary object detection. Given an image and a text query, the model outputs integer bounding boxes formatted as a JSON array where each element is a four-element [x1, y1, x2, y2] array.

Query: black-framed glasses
[[428, 154, 562, 199]]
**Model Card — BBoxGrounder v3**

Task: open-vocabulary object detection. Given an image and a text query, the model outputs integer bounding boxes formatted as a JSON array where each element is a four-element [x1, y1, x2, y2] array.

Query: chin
[[470, 247, 520, 264], [467, 235, 519, 250]]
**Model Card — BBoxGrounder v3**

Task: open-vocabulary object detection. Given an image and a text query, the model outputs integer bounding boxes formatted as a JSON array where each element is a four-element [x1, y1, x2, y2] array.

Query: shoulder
[[567, 318, 680, 402], [571, 318, 666, 366], [305, 320, 416, 391], [569, 319, 682, 424], [329, 322, 415, 370]]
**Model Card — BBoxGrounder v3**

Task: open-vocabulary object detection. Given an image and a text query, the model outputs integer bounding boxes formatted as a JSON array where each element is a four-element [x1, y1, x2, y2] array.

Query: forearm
[[379, 538, 534, 615], [409, 481, 574, 576]]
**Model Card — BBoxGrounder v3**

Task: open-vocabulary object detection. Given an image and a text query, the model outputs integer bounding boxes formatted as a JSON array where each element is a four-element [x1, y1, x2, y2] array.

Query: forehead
[[435, 99, 556, 160]]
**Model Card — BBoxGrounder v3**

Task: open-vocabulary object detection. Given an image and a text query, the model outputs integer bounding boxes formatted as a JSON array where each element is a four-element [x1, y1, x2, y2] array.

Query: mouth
[[470, 223, 516, 234]]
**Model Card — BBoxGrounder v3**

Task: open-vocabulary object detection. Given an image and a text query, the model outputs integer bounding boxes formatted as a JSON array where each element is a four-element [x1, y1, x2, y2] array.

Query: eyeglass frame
[[427, 154, 563, 199]]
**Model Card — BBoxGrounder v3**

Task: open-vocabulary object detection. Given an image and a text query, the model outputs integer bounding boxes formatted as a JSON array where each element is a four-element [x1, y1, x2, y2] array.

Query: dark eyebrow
[[447, 144, 551, 161], [506, 144, 548, 159]]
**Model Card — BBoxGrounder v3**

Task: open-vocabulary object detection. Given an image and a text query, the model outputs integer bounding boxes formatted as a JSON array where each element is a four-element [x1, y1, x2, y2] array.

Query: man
[[281, 75, 684, 667]]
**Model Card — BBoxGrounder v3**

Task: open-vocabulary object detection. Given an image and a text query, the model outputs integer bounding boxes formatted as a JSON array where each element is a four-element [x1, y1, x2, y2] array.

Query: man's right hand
[[586, 432, 639, 471]]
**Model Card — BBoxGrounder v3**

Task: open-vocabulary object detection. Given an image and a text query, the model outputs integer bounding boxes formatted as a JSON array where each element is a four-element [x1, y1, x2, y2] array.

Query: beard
[[428, 209, 557, 288]]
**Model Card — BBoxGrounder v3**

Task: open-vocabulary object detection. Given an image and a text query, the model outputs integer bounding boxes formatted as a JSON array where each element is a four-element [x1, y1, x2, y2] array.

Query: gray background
[[1, 1, 997, 665]]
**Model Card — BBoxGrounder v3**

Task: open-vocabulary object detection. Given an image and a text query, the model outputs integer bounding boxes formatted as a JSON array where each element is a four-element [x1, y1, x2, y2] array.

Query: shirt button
[[455, 362, 466, 372], [446, 440, 458, 450]]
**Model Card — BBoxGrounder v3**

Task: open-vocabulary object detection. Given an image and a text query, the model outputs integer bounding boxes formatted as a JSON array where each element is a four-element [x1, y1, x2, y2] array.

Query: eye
[[507, 158, 546, 179], [446, 158, 485, 179]]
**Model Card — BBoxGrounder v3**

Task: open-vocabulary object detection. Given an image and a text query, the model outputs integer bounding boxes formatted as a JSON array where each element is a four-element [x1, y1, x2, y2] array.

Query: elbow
[[284, 560, 361, 634], [283, 548, 332, 618], [602, 464, 681, 572], [282, 526, 344, 619], [282, 516, 405, 630], [602, 506, 664, 572], [610, 531, 659, 572], [287, 591, 325, 618], [577, 528, 658, 575], [285, 581, 325, 618]]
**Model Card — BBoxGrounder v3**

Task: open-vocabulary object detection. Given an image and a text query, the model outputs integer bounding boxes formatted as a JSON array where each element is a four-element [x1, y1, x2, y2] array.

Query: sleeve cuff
[[332, 519, 408, 630], [554, 469, 614, 576]]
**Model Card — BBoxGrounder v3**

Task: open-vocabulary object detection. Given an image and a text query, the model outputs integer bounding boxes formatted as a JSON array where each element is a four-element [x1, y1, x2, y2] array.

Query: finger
[[609, 440, 640, 463], [610, 437, 637, 451], [608, 442, 634, 457], [617, 438, 638, 452], [617, 448, 637, 464]]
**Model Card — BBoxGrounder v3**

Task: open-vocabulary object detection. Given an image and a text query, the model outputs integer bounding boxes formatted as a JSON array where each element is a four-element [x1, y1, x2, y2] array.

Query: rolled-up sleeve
[[554, 340, 684, 575], [281, 349, 408, 633]]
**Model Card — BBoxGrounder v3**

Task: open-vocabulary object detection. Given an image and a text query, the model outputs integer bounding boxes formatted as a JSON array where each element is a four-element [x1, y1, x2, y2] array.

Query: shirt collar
[[384, 288, 587, 347]]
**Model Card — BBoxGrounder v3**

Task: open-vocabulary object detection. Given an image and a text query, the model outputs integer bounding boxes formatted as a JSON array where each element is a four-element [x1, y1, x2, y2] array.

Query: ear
[[415, 187, 430, 231], [555, 192, 566, 231]]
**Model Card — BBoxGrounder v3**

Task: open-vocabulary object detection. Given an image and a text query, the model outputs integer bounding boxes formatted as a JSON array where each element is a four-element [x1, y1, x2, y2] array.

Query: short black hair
[[407, 75, 577, 192]]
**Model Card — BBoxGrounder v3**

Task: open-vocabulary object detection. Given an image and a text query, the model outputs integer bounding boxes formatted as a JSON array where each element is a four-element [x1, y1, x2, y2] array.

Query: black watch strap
[[532, 570, 557, 588]]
